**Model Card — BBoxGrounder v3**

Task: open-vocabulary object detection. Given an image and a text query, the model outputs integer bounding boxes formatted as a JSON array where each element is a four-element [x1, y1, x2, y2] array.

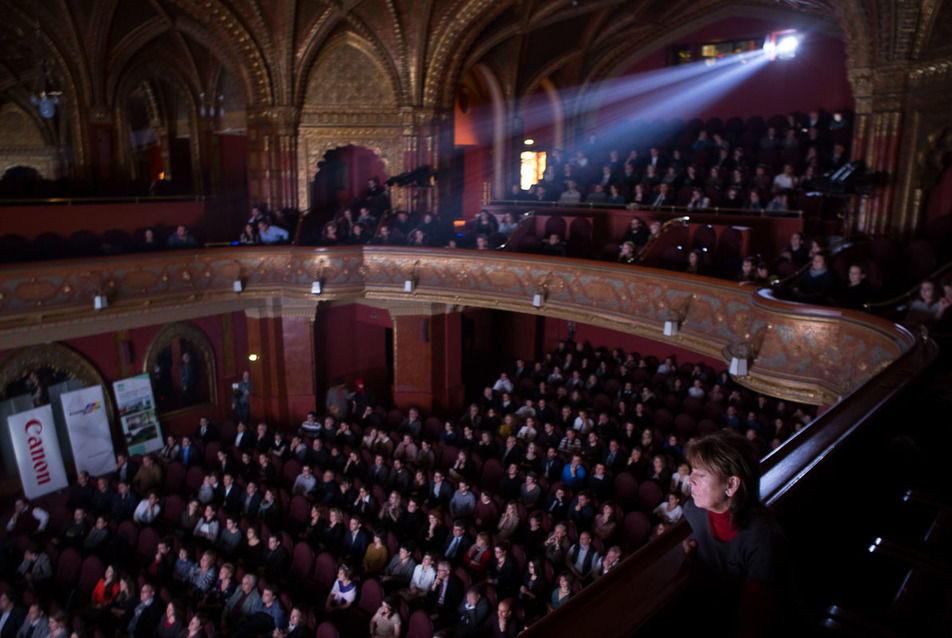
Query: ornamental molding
[[0, 247, 913, 406]]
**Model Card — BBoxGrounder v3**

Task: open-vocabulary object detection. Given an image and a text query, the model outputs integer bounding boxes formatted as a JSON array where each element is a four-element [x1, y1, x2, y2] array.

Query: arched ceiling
[[0, 0, 944, 118]]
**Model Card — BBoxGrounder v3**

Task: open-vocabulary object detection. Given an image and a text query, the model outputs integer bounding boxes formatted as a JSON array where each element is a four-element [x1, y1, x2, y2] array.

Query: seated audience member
[[565, 531, 600, 584], [239, 223, 260, 245], [223, 574, 261, 631], [935, 278, 952, 330], [257, 219, 289, 244], [17, 544, 53, 590], [593, 546, 623, 579], [780, 231, 810, 268], [766, 189, 789, 212], [905, 279, 940, 329], [837, 263, 875, 309], [325, 566, 357, 614], [542, 233, 567, 257], [548, 572, 574, 612], [133, 491, 161, 525], [456, 586, 491, 638], [362, 529, 390, 576], [742, 190, 765, 213], [793, 252, 837, 303], [426, 561, 464, 630], [168, 225, 198, 248], [370, 597, 402, 638], [653, 492, 684, 524]]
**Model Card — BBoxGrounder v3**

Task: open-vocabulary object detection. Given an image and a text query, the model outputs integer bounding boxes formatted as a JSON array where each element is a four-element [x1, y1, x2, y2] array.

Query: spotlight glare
[[777, 35, 800, 58]]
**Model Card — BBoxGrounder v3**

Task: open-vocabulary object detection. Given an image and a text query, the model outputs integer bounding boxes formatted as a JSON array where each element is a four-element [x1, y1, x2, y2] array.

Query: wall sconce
[[533, 273, 553, 309], [94, 295, 108, 310], [248, 354, 259, 362], [726, 323, 770, 378], [404, 260, 420, 293], [311, 259, 326, 295], [663, 294, 693, 337]]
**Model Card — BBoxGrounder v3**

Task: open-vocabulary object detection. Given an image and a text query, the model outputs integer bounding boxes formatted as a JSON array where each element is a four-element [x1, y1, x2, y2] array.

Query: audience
[[0, 334, 819, 637]]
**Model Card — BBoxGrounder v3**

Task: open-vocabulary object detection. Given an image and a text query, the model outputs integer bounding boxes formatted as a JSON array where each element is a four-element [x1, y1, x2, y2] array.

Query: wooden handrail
[[522, 333, 938, 637], [0, 195, 204, 206], [488, 198, 804, 218]]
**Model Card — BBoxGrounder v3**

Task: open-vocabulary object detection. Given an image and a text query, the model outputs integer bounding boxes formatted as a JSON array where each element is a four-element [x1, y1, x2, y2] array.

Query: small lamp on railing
[[233, 279, 243, 293], [725, 324, 770, 378], [94, 294, 108, 310], [405, 260, 420, 293], [311, 260, 326, 295], [533, 273, 553, 309], [663, 295, 693, 337]]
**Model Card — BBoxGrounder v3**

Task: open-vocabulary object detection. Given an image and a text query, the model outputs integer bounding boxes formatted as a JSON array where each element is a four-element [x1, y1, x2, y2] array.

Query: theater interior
[[0, 0, 951, 636]]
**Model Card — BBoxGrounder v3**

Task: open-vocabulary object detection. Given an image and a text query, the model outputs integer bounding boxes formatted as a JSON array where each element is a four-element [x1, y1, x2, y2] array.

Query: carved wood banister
[[521, 334, 938, 637]]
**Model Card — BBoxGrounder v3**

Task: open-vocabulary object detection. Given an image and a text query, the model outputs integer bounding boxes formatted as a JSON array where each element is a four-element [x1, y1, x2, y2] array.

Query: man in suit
[[367, 454, 390, 488], [194, 416, 220, 444], [341, 517, 369, 565], [425, 471, 452, 510], [179, 436, 201, 468], [264, 535, 290, 584], [601, 439, 624, 476], [441, 520, 473, 565], [14, 603, 47, 638], [0, 591, 26, 638], [254, 422, 276, 454], [351, 486, 378, 520], [242, 481, 263, 520], [425, 561, 464, 630], [456, 586, 491, 637], [127, 582, 163, 638], [113, 453, 139, 484], [233, 421, 254, 453]]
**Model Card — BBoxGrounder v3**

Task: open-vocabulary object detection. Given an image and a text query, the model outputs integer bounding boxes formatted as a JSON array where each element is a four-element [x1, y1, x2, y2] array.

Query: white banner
[[61, 386, 117, 477], [113, 374, 163, 455], [8, 405, 70, 500]]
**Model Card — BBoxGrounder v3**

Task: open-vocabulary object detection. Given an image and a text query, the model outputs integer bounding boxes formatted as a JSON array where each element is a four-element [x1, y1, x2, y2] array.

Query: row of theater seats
[[601, 112, 851, 162], [0, 226, 191, 263], [0, 347, 801, 638]]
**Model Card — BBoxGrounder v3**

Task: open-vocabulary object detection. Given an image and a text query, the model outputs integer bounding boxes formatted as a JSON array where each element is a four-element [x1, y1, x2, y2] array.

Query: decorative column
[[391, 303, 464, 416], [850, 65, 911, 236], [244, 300, 317, 428], [87, 106, 119, 185], [247, 106, 300, 211]]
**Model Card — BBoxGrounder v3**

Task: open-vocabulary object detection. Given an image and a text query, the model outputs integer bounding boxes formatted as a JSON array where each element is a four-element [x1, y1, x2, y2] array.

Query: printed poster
[[8, 404, 70, 499], [61, 385, 117, 477], [113, 374, 163, 455]]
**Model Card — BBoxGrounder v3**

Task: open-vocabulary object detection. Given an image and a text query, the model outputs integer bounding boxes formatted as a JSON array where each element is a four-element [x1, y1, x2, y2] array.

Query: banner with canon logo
[[8, 405, 70, 499]]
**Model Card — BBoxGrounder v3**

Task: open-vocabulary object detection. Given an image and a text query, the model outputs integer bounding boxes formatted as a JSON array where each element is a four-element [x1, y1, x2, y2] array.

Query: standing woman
[[683, 430, 791, 637]]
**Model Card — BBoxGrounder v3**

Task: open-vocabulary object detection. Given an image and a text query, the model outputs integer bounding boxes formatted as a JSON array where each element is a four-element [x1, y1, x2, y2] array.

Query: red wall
[[314, 303, 391, 404], [0, 201, 206, 242], [0, 311, 249, 441], [543, 317, 726, 373]]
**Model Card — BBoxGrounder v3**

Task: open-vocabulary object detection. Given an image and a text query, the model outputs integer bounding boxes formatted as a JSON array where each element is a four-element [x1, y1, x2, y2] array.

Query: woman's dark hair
[[686, 429, 764, 529]]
